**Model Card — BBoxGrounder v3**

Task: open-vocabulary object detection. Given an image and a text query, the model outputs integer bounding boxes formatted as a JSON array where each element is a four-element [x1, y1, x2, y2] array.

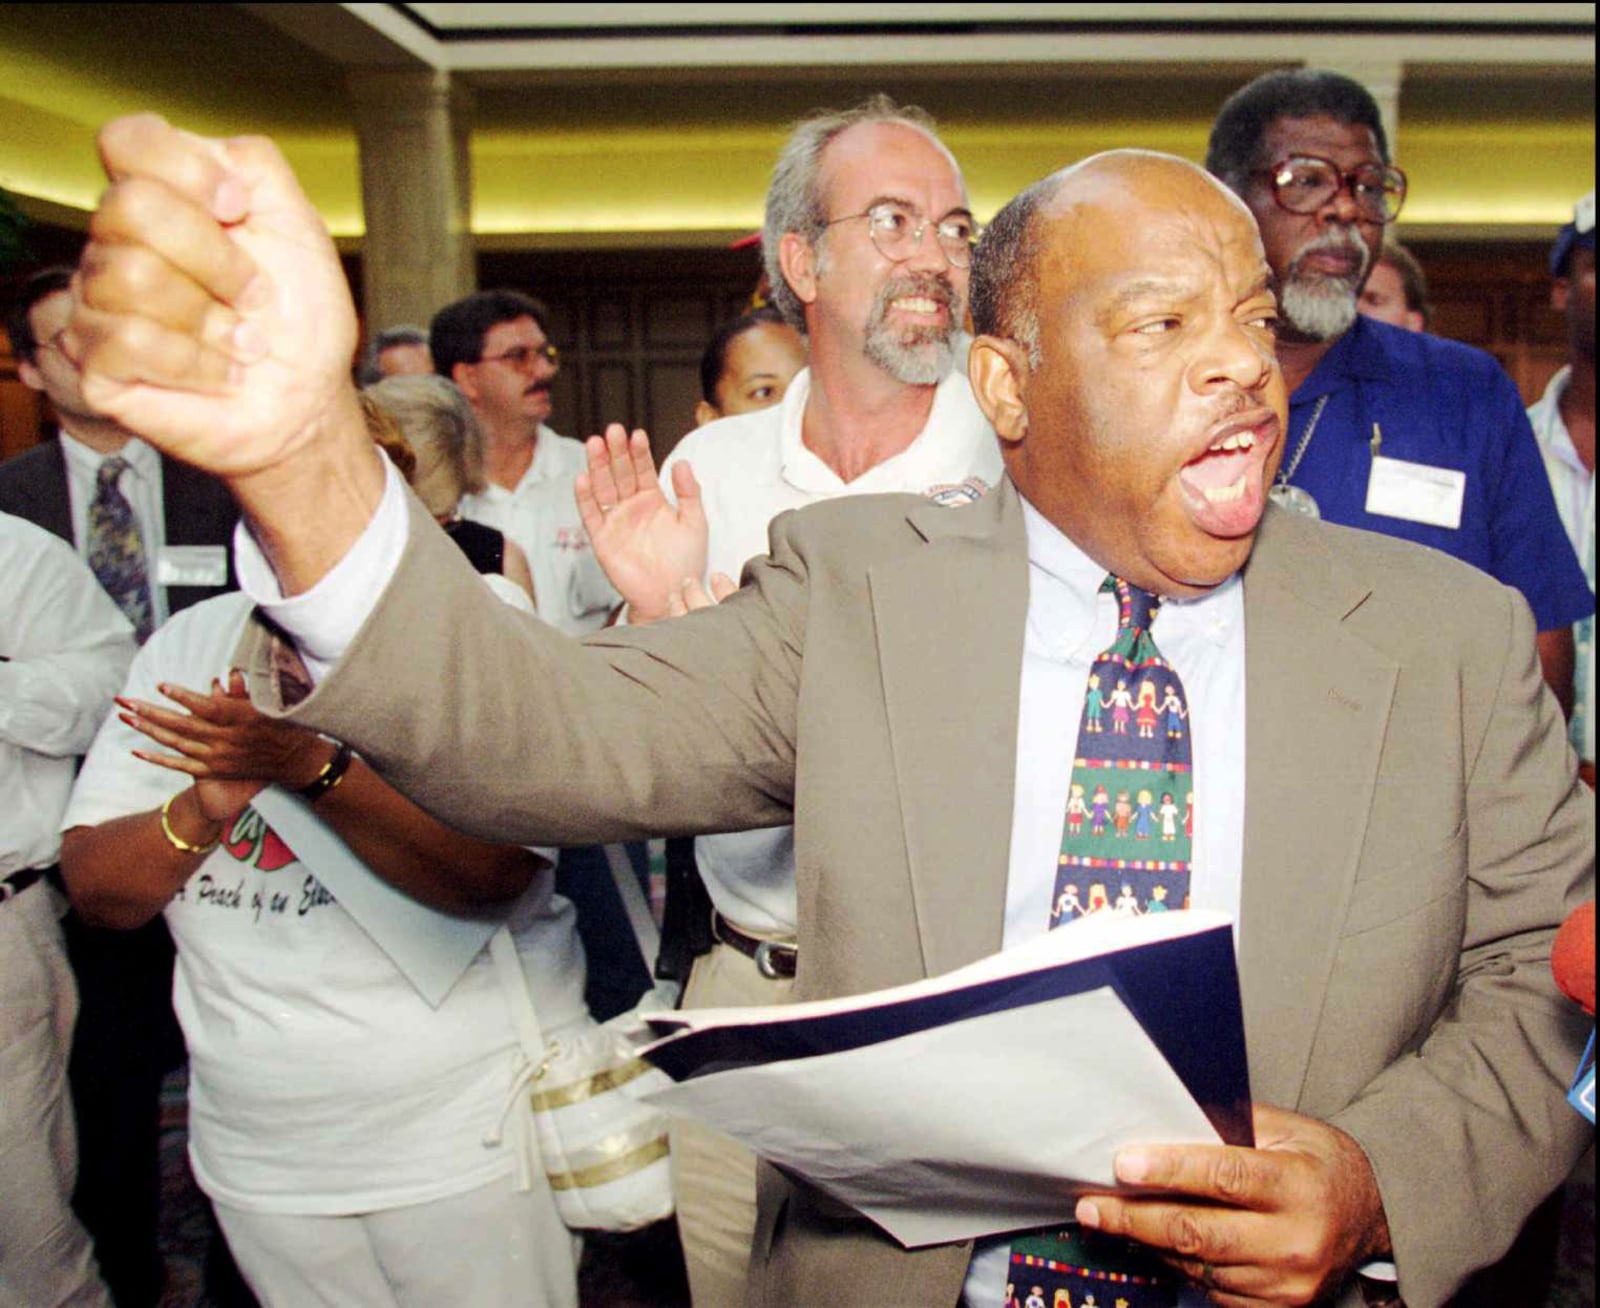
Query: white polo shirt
[[458, 426, 618, 636], [660, 358, 1004, 933]]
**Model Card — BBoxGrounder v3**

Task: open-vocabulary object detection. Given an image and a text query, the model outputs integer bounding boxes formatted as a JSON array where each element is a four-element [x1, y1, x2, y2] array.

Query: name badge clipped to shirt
[[1363, 424, 1465, 530], [155, 544, 228, 588]]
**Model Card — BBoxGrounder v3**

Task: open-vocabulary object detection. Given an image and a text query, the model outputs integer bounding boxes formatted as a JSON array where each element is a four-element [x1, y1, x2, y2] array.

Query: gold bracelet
[[160, 792, 222, 856]]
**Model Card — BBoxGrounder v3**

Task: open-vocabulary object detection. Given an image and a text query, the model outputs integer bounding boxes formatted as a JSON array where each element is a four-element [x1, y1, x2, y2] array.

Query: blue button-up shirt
[[1282, 316, 1592, 633]]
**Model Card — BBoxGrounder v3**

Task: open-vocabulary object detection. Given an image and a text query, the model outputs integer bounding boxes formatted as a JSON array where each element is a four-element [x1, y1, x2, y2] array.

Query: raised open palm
[[576, 424, 711, 624]]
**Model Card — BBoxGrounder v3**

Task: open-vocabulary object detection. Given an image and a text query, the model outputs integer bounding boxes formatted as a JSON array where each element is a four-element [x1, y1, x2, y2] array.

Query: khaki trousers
[[672, 940, 794, 1308], [0, 882, 111, 1308]]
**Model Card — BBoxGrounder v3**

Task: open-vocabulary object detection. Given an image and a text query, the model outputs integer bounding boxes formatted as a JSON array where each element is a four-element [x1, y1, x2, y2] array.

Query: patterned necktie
[[86, 455, 154, 642], [1008, 577, 1193, 1307]]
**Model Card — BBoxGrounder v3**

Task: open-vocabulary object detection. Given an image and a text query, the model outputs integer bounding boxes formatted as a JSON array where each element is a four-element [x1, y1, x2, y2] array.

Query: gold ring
[[1200, 1261, 1217, 1289]]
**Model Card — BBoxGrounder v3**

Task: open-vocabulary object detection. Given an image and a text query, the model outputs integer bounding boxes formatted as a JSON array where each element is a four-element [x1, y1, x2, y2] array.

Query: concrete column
[[347, 69, 475, 333], [1314, 56, 1405, 164]]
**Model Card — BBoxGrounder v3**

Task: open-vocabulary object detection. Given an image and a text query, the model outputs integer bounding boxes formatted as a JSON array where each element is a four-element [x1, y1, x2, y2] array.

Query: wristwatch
[[296, 740, 354, 803]]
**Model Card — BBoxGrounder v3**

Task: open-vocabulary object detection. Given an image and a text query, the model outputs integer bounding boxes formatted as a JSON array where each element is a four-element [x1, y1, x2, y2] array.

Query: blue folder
[[646, 919, 1253, 1148]]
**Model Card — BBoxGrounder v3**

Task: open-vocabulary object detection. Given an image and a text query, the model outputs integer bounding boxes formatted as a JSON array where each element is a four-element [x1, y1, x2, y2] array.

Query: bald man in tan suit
[[64, 118, 1591, 1308]]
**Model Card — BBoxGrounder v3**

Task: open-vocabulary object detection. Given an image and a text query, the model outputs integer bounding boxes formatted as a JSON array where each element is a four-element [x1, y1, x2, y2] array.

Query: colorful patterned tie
[[86, 455, 154, 642], [1008, 576, 1192, 1306]]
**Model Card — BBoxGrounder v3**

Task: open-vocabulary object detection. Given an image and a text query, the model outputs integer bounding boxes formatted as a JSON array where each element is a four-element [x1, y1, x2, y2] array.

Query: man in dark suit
[[2, 266, 239, 1308], [1, 267, 238, 615], [65, 119, 1592, 1308]]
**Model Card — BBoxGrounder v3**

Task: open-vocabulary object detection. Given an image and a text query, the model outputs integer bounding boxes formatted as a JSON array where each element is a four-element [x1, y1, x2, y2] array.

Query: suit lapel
[[868, 480, 1029, 978], [32, 443, 75, 544], [1239, 510, 1397, 1108]]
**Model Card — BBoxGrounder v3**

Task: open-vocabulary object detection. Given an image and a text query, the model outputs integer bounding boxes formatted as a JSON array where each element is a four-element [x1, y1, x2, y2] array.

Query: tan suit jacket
[[245, 478, 1593, 1308]]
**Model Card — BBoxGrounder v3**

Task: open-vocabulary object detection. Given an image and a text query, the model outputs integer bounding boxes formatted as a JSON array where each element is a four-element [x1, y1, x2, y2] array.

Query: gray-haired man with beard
[[575, 94, 1002, 1304], [1207, 69, 1592, 705]]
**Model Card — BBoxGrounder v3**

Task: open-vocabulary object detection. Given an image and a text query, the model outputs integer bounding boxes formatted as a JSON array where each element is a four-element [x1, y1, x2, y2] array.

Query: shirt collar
[[481, 426, 563, 500], [59, 430, 157, 481], [1021, 497, 1108, 662], [1021, 495, 1241, 658], [1291, 314, 1393, 406], [512, 425, 563, 492], [778, 346, 981, 493], [1529, 367, 1586, 472], [775, 368, 821, 487]]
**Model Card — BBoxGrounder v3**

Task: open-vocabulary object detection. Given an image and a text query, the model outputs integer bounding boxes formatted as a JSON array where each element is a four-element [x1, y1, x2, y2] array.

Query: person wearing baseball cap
[[1528, 191, 1596, 788]]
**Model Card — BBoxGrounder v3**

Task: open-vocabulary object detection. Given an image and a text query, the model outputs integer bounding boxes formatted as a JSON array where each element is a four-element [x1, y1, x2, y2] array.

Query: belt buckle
[[753, 940, 794, 980]]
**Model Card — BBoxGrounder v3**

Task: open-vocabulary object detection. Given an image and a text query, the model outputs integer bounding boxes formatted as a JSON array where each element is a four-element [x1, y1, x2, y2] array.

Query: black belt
[[1, 863, 57, 906], [711, 912, 797, 979]]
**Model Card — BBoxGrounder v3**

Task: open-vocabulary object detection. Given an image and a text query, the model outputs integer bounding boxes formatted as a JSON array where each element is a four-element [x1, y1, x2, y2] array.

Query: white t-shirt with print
[[659, 358, 1004, 933], [64, 591, 589, 1215]]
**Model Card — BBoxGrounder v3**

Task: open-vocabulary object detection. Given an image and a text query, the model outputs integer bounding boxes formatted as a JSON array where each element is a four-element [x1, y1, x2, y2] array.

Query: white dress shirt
[[59, 430, 170, 627], [961, 498, 1245, 1307], [0, 511, 136, 875]]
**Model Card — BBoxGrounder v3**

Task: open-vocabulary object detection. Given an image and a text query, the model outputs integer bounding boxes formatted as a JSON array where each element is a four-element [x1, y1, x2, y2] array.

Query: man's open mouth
[[1176, 412, 1281, 532]]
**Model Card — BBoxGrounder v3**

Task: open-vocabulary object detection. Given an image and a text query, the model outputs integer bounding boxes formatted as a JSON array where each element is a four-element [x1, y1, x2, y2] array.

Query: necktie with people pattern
[[1007, 576, 1194, 1308]]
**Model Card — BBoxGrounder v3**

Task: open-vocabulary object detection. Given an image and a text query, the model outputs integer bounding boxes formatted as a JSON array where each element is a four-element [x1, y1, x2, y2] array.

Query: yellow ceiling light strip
[[2, 96, 1589, 239]]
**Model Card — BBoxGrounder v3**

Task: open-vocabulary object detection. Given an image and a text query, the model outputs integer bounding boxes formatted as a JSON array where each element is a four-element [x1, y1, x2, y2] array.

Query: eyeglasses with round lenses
[[477, 342, 560, 370], [1261, 156, 1408, 225], [825, 203, 978, 269]]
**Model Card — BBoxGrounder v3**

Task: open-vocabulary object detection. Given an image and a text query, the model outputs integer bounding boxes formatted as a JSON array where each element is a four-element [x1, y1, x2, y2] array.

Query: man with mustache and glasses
[[1208, 70, 1592, 709], [429, 289, 618, 636], [573, 94, 1002, 1304]]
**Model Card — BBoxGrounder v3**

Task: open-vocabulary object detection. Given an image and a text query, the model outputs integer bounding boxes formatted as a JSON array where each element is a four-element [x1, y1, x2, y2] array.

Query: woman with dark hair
[[693, 307, 806, 429]]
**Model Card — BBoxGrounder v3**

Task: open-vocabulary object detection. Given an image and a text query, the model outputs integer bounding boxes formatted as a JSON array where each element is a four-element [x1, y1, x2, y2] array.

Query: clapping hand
[[119, 669, 333, 824]]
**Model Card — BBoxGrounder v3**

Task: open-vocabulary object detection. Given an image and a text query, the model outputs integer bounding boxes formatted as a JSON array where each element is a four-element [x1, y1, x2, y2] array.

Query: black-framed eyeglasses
[[823, 202, 978, 268], [1255, 156, 1408, 225], [477, 342, 560, 370]]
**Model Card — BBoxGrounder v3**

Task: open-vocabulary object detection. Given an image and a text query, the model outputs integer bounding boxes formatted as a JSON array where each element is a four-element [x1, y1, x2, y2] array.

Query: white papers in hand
[[641, 910, 1244, 1248], [648, 984, 1217, 1247]]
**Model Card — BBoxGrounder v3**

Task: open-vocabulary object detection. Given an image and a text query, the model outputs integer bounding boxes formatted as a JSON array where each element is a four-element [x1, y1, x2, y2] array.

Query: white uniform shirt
[[64, 591, 589, 1214], [1527, 366, 1596, 762], [59, 431, 172, 628], [0, 512, 135, 875], [660, 361, 1004, 932], [458, 425, 618, 636]]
